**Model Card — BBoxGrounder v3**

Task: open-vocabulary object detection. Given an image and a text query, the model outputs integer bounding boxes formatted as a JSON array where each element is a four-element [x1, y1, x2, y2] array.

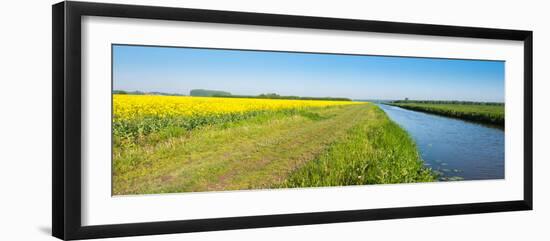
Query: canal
[[377, 104, 504, 181]]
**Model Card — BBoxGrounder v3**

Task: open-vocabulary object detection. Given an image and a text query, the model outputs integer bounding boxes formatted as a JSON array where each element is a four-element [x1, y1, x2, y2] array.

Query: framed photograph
[[52, 1, 533, 240]]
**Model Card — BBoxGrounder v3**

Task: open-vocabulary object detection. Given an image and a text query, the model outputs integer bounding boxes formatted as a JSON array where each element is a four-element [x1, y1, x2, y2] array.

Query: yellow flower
[[113, 94, 362, 122]]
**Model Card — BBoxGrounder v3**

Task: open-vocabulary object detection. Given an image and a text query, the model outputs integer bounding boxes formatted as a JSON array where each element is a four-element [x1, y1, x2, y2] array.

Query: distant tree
[[113, 90, 128, 94], [190, 89, 231, 97], [213, 93, 351, 101], [259, 93, 280, 98]]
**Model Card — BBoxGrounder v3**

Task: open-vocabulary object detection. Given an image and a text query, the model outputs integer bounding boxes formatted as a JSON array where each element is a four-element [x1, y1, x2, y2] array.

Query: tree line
[[393, 100, 504, 106], [114, 89, 352, 101], [214, 93, 351, 101]]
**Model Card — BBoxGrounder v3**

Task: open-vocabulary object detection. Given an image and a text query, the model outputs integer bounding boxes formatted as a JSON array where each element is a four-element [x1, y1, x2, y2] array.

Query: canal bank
[[377, 103, 504, 181]]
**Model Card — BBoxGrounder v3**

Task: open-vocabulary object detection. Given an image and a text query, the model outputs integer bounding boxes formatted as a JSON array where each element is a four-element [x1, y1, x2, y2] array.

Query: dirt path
[[113, 104, 374, 195]]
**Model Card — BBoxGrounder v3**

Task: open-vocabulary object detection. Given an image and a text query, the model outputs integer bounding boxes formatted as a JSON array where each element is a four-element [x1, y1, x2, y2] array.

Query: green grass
[[113, 104, 435, 195], [279, 106, 434, 187], [390, 103, 504, 126]]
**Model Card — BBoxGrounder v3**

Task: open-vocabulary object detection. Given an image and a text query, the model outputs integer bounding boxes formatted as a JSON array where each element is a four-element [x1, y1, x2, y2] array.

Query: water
[[377, 104, 504, 181]]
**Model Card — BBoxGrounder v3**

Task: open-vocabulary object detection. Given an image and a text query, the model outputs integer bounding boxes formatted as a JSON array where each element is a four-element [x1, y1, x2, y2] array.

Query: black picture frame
[[52, 1, 533, 240]]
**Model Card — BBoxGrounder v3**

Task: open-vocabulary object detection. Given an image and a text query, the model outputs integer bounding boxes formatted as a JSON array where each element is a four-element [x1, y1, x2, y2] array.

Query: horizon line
[[112, 89, 505, 103]]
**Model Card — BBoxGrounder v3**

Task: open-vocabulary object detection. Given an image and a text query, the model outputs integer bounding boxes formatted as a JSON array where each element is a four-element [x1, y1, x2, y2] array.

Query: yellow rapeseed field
[[113, 94, 361, 121]]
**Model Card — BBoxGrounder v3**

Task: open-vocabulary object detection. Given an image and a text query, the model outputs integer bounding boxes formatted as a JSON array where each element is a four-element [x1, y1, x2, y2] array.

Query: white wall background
[[0, 0, 547, 240]]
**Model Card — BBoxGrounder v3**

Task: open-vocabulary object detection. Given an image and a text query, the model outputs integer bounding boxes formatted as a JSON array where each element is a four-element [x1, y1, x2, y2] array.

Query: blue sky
[[113, 45, 505, 102]]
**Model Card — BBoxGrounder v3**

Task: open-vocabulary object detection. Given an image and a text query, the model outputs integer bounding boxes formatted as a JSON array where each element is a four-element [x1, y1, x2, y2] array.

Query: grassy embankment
[[113, 96, 434, 195], [390, 102, 504, 126]]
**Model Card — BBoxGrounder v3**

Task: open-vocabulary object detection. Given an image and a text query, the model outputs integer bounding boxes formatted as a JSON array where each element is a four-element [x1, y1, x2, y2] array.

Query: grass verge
[[113, 104, 435, 195], [389, 103, 504, 126], [280, 106, 434, 188]]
